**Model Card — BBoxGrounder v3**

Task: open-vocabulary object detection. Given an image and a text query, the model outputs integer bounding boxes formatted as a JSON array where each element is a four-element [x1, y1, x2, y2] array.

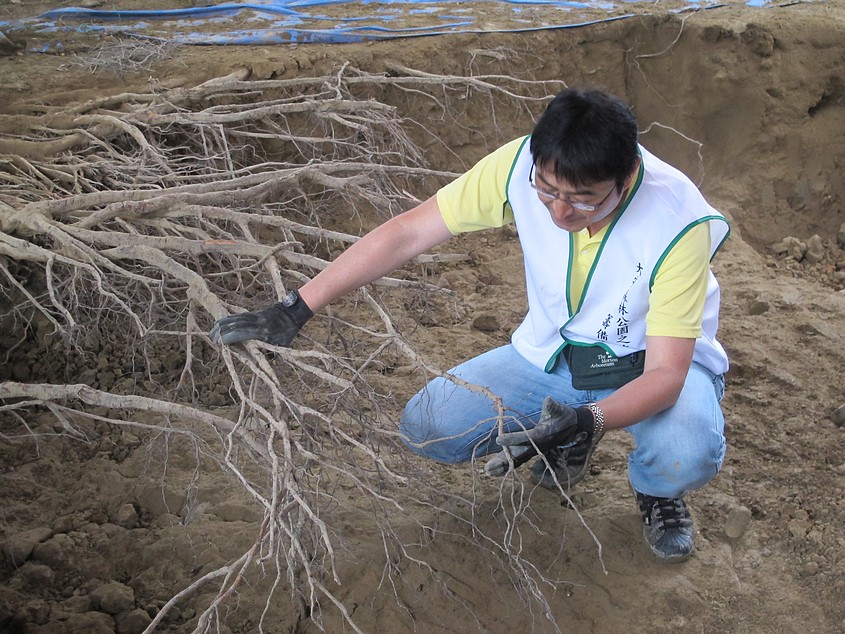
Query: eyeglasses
[[529, 164, 618, 213]]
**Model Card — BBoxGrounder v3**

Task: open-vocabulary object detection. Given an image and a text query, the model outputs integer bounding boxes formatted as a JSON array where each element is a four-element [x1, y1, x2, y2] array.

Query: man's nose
[[550, 198, 577, 216]]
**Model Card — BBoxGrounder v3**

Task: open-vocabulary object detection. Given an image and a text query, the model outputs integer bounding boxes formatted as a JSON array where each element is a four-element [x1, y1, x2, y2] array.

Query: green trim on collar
[[632, 157, 645, 193], [565, 231, 575, 317], [504, 135, 531, 221]]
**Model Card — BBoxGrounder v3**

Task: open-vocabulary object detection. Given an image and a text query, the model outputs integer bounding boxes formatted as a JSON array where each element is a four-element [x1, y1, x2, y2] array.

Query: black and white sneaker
[[635, 491, 695, 562], [530, 427, 604, 490]]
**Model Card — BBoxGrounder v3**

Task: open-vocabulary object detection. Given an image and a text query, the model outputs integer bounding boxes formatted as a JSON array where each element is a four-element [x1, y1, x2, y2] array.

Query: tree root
[[0, 62, 579, 633]]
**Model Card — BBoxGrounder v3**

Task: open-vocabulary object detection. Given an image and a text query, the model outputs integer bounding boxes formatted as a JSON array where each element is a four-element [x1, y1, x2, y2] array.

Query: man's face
[[529, 163, 623, 232]]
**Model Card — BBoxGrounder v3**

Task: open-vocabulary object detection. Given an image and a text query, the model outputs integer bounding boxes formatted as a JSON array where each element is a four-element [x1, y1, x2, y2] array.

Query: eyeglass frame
[[528, 163, 619, 213]]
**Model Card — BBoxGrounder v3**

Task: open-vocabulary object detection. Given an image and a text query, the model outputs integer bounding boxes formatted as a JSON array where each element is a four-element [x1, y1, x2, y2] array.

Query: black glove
[[210, 290, 313, 346], [484, 396, 595, 477]]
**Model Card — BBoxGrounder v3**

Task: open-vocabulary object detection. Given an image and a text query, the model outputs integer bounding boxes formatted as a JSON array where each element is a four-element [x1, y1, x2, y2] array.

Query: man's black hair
[[529, 88, 639, 191]]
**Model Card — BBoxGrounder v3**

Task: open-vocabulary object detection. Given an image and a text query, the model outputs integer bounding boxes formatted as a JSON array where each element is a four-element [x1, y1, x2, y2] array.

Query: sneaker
[[635, 491, 695, 562], [530, 427, 605, 490]]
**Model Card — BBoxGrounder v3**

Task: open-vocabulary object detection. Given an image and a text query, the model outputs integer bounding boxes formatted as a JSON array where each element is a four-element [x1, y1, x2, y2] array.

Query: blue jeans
[[399, 344, 726, 499]]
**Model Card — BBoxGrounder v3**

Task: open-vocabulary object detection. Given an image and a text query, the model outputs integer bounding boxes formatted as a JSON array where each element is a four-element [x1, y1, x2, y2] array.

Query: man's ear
[[626, 157, 642, 187]]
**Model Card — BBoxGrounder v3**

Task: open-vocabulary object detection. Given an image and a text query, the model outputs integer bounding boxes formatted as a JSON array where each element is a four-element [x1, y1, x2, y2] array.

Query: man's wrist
[[276, 289, 314, 326], [575, 402, 605, 438], [280, 289, 300, 307]]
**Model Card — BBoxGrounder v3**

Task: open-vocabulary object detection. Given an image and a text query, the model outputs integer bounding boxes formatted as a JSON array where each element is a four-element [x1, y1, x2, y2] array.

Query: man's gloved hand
[[210, 289, 313, 346], [484, 396, 595, 477]]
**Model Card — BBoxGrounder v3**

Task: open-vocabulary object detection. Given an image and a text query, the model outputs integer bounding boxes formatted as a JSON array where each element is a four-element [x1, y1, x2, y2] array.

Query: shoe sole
[[646, 540, 695, 563]]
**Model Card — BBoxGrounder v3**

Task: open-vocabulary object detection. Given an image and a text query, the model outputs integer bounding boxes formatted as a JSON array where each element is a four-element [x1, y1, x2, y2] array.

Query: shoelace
[[638, 495, 692, 530]]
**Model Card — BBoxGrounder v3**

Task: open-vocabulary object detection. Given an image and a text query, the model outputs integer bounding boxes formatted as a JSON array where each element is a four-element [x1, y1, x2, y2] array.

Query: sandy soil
[[1, 1, 844, 633]]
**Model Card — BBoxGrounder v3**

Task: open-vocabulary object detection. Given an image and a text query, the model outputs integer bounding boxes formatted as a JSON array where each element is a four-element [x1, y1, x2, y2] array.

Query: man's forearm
[[595, 335, 695, 430], [596, 366, 687, 430], [298, 196, 452, 312], [298, 222, 418, 311]]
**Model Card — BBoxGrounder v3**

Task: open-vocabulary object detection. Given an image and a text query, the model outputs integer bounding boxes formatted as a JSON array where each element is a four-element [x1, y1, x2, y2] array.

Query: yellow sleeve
[[646, 223, 711, 338], [435, 137, 525, 234]]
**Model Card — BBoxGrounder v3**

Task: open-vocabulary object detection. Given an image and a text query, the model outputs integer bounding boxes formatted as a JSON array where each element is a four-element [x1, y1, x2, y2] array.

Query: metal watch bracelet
[[586, 402, 605, 437]]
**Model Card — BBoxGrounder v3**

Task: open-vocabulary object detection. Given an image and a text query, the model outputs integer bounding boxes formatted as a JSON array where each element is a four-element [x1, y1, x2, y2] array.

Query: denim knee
[[399, 394, 486, 464], [628, 420, 726, 498]]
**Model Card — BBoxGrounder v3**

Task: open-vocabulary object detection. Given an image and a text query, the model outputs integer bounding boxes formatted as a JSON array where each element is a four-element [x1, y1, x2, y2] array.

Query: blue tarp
[[0, 0, 815, 47]]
